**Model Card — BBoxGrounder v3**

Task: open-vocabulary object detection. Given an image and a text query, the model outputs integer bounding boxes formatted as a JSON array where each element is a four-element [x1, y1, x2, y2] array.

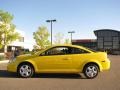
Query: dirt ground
[[0, 55, 120, 90]]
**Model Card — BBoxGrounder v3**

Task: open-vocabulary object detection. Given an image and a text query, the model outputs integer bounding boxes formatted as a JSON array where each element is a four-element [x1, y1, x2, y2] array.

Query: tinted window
[[70, 47, 89, 54], [43, 47, 69, 55], [41, 46, 89, 56]]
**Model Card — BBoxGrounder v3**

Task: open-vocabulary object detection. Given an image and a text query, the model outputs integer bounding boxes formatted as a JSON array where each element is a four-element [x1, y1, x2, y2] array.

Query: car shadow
[[0, 70, 86, 79], [34, 73, 85, 79], [0, 70, 18, 78]]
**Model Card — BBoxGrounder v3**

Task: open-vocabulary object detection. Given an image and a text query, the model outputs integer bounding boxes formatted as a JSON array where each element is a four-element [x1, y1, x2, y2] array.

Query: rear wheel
[[83, 64, 99, 79], [18, 64, 34, 78]]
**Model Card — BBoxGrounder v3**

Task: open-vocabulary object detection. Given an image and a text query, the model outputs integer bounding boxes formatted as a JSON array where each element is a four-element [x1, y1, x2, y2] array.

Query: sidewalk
[[0, 60, 9, 64]]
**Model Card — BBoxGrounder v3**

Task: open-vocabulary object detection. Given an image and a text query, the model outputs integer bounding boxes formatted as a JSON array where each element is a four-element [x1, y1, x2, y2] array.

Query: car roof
[[50, 44, 82, 48], [35, 44, 93, 56], [47, 44, 93, 52]]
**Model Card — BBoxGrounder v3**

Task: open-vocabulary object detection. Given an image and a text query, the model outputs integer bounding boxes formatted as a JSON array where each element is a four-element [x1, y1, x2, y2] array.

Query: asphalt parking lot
[[0, 55, 120, 90]]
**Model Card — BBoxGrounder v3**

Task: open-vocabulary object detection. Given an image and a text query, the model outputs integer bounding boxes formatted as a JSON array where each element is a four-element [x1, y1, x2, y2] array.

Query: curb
[[0, 60, 9, 64]]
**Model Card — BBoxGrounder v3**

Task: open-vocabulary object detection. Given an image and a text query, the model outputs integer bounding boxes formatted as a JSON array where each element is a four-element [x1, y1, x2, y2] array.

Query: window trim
[[40, 46, 90, 56]]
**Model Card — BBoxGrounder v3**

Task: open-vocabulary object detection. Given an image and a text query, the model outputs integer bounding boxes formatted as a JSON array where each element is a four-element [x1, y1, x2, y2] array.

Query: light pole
[[68, 31, 75, 44], [46, 19, 56, 45]]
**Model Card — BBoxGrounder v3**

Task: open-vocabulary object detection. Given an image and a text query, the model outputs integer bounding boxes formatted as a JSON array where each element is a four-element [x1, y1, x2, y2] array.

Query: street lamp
[[68, 31, 75, 44], [46, 19, 56, 45]]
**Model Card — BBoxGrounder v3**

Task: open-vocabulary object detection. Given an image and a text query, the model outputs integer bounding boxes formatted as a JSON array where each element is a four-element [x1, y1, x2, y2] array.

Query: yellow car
[[7, 45, 110, 79]]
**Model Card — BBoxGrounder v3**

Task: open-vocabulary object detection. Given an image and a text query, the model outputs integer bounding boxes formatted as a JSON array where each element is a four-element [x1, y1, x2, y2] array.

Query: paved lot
[[0, 55, 120, 90]]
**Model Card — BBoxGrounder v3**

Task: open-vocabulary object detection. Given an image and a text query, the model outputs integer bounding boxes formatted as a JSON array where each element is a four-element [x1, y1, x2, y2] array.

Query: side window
[[43, 47, 69, 56], [40, 46, 90, 56], [70, 47, 89, 54]]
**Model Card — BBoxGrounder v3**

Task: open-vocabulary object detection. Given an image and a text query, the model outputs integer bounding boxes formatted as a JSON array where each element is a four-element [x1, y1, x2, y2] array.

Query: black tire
[[83, 64, 99, 79], [18, 64, 34, 78]]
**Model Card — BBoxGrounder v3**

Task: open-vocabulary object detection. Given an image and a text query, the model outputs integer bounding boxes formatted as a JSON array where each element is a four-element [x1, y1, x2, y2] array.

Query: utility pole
[[68, 31, 75, 44], [46, 19, 56, 45]]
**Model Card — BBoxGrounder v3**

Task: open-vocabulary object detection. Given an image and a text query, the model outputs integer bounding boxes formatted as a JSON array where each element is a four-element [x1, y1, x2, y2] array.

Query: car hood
[[16, 54, 36, 61]]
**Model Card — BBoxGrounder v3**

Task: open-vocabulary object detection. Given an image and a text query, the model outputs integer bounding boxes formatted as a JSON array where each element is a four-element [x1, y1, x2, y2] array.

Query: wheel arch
[[17, 61, 36, 73], [82, 61, 102, 72]]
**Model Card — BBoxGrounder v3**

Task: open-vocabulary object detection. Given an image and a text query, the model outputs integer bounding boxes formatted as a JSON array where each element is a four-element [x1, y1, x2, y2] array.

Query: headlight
[[9, 58, 16, 63]]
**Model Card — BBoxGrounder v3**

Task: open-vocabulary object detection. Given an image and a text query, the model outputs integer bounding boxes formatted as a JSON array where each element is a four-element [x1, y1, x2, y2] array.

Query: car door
[[34, 46, 73, 73], [68, 47, 91, 72]]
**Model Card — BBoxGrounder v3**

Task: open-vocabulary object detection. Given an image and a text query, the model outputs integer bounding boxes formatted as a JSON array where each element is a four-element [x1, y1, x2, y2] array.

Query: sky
[[0, 0, 120, 46]]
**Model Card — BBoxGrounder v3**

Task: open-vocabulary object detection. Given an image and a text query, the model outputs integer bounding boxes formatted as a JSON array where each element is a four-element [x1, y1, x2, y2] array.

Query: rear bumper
[[7, 62, 17, 72], [101, 58, 110, 71]]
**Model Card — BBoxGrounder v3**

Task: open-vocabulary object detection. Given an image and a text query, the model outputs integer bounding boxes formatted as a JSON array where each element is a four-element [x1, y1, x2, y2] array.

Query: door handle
[[63, 58, 71, 60]]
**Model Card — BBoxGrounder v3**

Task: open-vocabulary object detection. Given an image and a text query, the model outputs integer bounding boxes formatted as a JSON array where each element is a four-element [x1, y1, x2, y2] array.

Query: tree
[[54, 32, 64, 45], [33, 26, 50, 49], [0, 29, 3, 48], [64, 38, 71, 45], [0, 10, 20, 53], [33, 45, 40, 50]]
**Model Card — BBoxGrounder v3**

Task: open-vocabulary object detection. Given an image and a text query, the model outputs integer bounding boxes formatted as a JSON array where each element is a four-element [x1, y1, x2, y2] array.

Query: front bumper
[[7, 62, 17, 72]]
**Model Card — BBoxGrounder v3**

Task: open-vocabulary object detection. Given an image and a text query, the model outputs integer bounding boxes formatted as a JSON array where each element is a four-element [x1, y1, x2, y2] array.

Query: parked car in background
[[7, 45, 110, 79]]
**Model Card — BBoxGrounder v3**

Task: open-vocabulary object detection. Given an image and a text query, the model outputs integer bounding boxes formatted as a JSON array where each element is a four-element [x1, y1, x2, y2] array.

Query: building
[[72, 39, 97, 50], [94, 29, 120, 54], [0, 29, 25, 53], [0, 29, 34, 53], [72, 29, 120, 54], [8, 29, 25, 51]]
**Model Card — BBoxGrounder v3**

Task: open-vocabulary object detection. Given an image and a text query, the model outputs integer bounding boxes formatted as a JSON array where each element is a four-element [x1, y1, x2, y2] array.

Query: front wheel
[[83, 64, 99, 79], [18, 64, 34, 78]]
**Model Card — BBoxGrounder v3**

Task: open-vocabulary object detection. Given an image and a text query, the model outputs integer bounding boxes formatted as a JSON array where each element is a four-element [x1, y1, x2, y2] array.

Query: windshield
[[33, 49, 45, 55]]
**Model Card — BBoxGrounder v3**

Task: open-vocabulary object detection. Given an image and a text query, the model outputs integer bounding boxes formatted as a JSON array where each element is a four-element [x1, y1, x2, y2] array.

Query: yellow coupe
[[7, 45, 110, 79]]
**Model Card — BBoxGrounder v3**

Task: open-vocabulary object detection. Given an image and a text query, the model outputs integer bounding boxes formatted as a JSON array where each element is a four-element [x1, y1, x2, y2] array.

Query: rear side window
[[72, 48, 89, 54], [68, 47, 90, 54]]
